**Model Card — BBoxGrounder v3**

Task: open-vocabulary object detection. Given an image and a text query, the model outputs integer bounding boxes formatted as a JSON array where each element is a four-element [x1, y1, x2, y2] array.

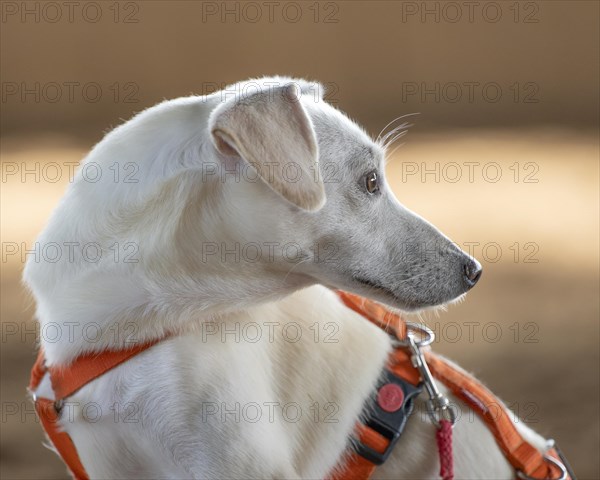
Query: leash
[[29, 292, 574, 480], [436, 419, 454, 480]]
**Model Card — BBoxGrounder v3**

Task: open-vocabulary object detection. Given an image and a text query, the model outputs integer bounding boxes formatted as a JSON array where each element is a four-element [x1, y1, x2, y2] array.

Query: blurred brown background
[[1, 1, 598, 479]]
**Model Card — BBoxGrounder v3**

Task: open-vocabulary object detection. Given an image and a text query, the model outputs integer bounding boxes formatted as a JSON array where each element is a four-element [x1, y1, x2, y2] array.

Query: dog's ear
[[209, 84, 325, 211]]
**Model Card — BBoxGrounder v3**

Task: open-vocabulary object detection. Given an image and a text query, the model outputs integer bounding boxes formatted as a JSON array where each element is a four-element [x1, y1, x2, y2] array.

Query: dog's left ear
[[209, 83, 325, 211]]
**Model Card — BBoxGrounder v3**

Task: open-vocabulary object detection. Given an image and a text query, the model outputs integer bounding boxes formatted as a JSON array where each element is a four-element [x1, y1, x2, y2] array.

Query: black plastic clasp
[[351, 369, 423, 465]]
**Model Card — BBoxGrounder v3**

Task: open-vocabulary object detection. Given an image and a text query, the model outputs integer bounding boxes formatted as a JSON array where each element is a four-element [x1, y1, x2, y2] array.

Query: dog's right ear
[[209, 84, 325, 211]]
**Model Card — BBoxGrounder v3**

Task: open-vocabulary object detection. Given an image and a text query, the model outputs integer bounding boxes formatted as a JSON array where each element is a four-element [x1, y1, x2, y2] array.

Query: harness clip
[[400, 323, 457, 429]]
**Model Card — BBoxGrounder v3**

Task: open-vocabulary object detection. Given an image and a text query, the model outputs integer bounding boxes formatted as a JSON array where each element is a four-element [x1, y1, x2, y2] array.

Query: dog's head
[[24, 77, 481, 361], [204, 79, 481, 311]]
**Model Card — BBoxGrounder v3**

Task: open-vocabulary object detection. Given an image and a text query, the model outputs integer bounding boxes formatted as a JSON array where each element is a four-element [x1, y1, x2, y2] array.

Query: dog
[[24, 77, 552, 479]]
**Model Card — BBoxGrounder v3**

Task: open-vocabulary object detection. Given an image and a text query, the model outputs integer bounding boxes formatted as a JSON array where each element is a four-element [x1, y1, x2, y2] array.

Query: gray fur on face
[[297, 100, 480, 310]]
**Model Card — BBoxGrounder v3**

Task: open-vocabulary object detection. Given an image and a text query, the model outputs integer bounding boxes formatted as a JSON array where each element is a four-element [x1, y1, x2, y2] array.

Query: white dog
[[25, 77, 553, 479]]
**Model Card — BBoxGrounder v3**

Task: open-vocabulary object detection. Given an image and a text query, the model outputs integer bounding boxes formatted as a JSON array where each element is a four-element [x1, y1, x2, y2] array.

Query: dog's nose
[[463, 258, 482, 288]]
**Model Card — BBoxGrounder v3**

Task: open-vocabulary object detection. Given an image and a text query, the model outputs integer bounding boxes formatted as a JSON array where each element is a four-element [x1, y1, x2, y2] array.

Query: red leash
[[436, 419, 454, 480]]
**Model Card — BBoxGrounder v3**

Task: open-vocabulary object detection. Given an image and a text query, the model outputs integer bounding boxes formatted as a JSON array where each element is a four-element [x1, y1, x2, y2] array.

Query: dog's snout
[[463, 258, 482, 288]]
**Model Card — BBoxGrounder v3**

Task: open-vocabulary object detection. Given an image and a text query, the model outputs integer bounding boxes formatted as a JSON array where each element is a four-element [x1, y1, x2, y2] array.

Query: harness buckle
[[351, 369, 423, 465]]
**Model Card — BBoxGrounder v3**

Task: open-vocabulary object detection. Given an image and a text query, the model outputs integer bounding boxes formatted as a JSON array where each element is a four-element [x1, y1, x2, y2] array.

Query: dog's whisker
[[383, 130, 409, 151], [376, 115, 407, 142], [380, 126, 406, 144], [376, 113, 420, 143], [380, 123, 411, 148]]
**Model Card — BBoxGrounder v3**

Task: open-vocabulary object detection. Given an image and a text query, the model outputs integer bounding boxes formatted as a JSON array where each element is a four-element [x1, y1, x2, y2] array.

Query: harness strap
[[425, 353, 565, 480], [328, 423, 383, 480], [51, 340, 164, 399], [29, 340, 164, 480], [34, 397, 89, 480]]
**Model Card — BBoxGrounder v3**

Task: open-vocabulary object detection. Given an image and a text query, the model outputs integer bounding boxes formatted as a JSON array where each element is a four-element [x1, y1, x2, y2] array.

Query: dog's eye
[[365, 170, 380, 194]]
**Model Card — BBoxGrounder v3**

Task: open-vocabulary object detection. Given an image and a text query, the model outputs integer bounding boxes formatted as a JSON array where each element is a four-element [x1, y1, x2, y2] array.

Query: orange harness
[[29, 292, 573, 480]]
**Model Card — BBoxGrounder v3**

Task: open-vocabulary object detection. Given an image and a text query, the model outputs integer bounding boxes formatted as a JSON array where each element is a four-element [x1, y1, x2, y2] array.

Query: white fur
[[25, 77, 548, 479]]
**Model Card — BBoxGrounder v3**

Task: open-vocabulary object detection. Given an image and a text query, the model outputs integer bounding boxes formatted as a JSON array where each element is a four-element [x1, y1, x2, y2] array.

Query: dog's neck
[[33, 262, 315, 366], [24, 95, 317, 365]]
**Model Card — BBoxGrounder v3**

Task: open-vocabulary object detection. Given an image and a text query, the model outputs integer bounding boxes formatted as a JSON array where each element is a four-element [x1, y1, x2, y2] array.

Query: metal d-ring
[[391, 321, 435, 348], [405, 321, 435, 347]]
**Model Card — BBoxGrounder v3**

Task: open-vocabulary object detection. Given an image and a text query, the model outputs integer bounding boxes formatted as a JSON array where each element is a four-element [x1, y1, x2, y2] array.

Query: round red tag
[[377, 383, 405, 413]]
